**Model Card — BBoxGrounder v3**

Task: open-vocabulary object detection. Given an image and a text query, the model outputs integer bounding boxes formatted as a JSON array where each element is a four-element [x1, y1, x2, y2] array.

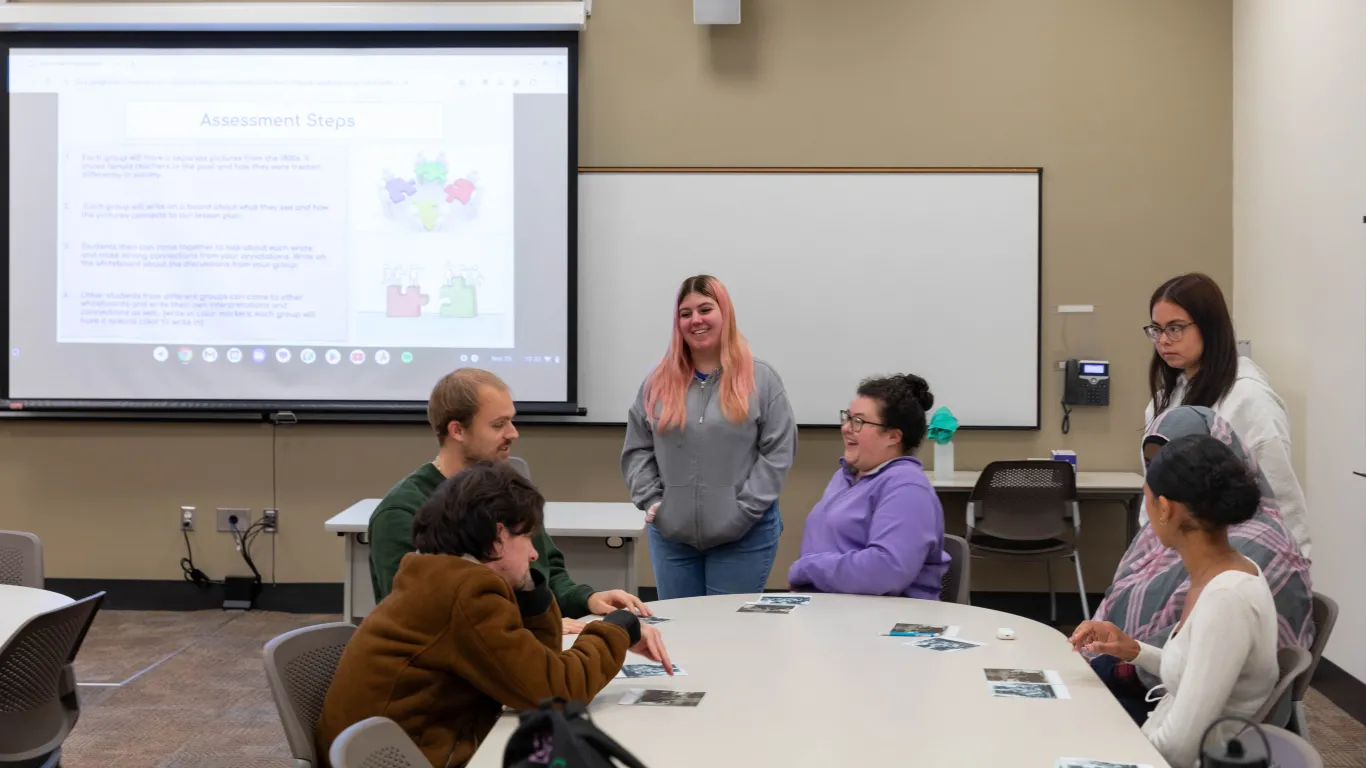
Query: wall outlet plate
[[180, 506, 195, 531], [216, 507, 252, 533], [262, 508, 278, 533]]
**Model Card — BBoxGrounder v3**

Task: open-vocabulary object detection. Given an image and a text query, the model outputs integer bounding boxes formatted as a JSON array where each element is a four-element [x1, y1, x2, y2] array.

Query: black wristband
[[514, 568, 553, 617], [601, 609, 642, 645]]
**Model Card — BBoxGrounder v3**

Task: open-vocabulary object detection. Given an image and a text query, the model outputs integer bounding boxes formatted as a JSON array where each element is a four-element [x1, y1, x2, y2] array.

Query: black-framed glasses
[[1143, 322, 1195, 342], [839, 410, 884, 432]]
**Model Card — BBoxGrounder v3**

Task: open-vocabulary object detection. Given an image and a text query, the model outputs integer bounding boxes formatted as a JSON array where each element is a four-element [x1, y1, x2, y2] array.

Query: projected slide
[[7, 45, 573, 406]]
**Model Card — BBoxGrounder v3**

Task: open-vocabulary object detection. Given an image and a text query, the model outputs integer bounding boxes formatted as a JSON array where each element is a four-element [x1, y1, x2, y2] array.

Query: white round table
[[0, 584, 74, 648], [466, 594, 1170, 767]]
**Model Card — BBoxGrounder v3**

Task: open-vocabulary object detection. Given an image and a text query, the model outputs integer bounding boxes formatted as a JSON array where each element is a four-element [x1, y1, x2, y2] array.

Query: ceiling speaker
[[695, 0, 741, 25]]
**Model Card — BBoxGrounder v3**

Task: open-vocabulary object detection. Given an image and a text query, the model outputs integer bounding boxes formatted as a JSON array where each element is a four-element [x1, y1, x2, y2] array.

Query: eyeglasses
[[1143, 322, 1195, 342], [839, 410, 884, 433]]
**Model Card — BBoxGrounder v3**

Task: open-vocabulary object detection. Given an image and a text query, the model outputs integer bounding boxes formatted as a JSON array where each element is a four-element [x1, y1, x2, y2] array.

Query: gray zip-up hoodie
[[621, 360, 798, 551]]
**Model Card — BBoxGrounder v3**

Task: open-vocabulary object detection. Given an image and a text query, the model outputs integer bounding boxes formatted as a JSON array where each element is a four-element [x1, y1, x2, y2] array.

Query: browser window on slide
[[6, 46, 573, 407]]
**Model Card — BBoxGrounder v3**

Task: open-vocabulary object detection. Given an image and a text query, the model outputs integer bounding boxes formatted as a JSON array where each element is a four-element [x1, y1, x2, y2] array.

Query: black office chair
[[965, 461, 1087, 622]]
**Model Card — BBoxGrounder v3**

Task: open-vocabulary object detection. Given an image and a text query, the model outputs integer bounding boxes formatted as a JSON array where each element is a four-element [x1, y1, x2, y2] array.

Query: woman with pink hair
[[621, 275, 797, 598]]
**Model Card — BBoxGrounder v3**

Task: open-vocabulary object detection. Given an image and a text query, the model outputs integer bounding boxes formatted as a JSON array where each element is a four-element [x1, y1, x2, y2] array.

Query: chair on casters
[[940, 534, 970, 605], [965, 461, 1088, 623], [329, 717, 431, 768], [263, 622, 358, 768], [0, 530, 44, 588], [0, 592, 104, 768], [1289, 593, 1338, 737], [1254, 647, 1313, 728], [1232, 724, 1324, 768]]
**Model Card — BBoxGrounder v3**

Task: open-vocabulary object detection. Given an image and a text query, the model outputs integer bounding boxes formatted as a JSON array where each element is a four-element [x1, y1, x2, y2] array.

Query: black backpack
[[503, 698, 648, 768]]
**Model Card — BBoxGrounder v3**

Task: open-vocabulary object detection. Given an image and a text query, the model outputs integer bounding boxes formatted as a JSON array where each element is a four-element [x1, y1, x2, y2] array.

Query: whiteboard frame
[[559, 166, 1044, 431]]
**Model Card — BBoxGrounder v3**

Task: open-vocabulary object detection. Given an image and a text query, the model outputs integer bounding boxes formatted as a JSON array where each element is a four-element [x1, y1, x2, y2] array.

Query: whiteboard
[[573, 170, 1040, 428]]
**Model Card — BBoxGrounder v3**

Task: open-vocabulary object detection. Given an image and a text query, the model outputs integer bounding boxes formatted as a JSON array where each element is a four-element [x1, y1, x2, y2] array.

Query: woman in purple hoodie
[[788, 374, 950, 599]]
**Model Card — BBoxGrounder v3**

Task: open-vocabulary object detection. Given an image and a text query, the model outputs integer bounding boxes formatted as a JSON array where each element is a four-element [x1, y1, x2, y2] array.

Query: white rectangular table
[[929, 470, 1147, 542], [325, 499, 644, 623]]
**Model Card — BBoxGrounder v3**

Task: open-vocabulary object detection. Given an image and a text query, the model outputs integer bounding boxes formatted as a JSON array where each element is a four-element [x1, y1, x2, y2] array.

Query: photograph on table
[[984, 669, 1070, 700], [617, 663, 688, 679], [620, 689, 706, 707], [753, 594, 811, 606], [639, 616, 673, 625], [905, 637, 984, 653], [887, 623, 955, 637], [737, 604, 794, 614]]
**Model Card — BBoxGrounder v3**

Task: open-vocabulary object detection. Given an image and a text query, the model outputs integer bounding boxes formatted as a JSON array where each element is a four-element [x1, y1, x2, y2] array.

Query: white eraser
[[996, 628, 1016, 640]]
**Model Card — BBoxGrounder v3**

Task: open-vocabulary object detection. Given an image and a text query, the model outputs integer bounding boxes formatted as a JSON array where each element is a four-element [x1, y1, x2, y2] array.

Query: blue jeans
[[648, 504, 783, 599]]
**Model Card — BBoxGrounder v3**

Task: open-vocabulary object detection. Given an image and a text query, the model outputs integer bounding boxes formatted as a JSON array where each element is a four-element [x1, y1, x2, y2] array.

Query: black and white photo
[[905, 637, 984, 653], [984, 668, 1050, 684], [754, 595, 811, 606], [616, 663, 687, 679], [990, 682, 1058, 699], [888, 623, 950, 637], [639, 616, 673, 625], [620, 688, 706, 707], [737, 603, 794, 614]]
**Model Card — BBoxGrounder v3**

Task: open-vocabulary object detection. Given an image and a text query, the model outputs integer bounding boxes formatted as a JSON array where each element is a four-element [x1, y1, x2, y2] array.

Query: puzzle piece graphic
[[439, 277, 478, 318], [415, 154, 449, 184], [386, 285, 429, 317], [445, 178, 475, 205], [385, 177, 417, 203], [417, 200, 441, 232]]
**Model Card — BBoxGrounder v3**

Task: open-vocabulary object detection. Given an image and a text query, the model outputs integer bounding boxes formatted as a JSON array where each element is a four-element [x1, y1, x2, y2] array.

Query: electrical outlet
[[262, 508, 278, 533], [180, 506, 195, 531], [216, 507, 253, 533]]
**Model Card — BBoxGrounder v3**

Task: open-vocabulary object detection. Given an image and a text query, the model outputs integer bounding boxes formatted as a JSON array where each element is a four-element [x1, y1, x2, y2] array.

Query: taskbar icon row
[[152, 346, 416, 366]]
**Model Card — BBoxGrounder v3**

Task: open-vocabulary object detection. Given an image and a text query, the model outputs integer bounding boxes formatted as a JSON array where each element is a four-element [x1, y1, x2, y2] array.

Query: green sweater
[[367, 462, 596, 619]]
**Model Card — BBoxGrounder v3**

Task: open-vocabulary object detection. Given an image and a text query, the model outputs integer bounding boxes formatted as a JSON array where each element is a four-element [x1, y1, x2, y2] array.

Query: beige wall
[[1233, 0, 1366, 680], [0, 0, 1233, 594]]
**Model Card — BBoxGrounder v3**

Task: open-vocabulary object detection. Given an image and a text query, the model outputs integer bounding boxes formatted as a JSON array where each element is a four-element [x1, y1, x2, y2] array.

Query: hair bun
[[905, 374, 934, 412], [1147, 434, 1260, 529]]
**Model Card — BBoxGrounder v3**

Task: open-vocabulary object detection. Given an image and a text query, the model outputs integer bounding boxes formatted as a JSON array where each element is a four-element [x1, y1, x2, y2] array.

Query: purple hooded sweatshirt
[[788, 456, 949, 600]]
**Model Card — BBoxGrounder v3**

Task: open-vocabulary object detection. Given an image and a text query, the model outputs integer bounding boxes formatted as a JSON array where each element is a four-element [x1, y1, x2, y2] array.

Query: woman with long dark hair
[[621, 275, 797, 599], [1143, 273, 1311, 556]]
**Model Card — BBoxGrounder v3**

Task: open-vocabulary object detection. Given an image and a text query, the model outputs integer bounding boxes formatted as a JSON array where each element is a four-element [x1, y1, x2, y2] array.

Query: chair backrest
[[968, 461, 1078, 541], [940, 534, 970, 604], [1255, 646, 1312, 726], [0, 531, 44, 588], [508, 456, 531, 481], [1233, 724, 1323, 768], [1294, 593, 1338, 701], [329, 716, 431, 768], [263, 622, 357, 767], [0, 592, 104, 762]]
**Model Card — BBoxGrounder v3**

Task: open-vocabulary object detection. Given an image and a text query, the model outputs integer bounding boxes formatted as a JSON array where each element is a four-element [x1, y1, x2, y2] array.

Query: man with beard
[[369, 368, 651, 632]]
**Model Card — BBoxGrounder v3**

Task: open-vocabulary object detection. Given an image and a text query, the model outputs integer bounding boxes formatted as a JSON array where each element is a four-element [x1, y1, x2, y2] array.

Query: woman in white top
[[1143, 273, 1311, 557], [1071, 433, 1278, 768]]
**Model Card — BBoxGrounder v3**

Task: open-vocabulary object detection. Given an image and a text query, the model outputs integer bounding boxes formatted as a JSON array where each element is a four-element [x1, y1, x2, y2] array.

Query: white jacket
[[1143, 357, 1312, 559]]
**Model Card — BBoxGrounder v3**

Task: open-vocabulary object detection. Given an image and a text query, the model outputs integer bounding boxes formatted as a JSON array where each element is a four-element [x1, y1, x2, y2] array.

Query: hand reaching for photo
[[629, 623, 673, 675], [1069, 620, 1140, 662], [587, 589, 653, 617], [561, 618, 587, 635]]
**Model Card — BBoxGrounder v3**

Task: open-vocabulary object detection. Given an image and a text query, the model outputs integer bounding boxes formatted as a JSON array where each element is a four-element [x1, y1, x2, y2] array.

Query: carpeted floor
[[61, 610, 1366, 767]]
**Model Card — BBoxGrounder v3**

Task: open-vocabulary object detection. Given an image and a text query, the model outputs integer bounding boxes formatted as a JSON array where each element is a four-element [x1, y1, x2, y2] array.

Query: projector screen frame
[[0, 29, 582, 421]]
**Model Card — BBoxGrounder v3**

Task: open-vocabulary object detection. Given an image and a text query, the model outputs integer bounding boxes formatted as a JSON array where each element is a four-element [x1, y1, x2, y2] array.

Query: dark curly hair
[[856, 374, 935, 453], [1146, 434, 1260, 532], [412, 461, 544, 560]]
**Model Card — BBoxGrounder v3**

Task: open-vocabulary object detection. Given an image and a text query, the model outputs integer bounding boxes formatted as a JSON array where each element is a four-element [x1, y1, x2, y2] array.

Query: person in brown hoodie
[[315, 461, 672, 768]]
